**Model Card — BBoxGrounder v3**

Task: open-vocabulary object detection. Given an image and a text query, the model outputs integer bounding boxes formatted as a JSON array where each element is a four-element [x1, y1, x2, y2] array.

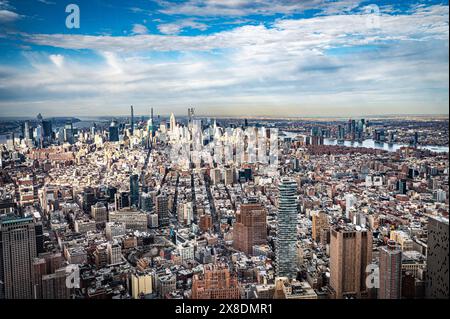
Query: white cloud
[[0, 0, 21, 22], [49, 54, 64, 68], [23, 5, 449, 53], [156, 0, 364, 17], [0, 4, 448, 116], [157, 19, 208, 35], [0, 9, 19, 22], [132, 23, 149, 35], [37, 0, 56, 5]]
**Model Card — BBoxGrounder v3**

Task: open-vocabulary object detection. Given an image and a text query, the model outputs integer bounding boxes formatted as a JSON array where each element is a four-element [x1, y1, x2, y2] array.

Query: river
[[282, 132, 448, 153]]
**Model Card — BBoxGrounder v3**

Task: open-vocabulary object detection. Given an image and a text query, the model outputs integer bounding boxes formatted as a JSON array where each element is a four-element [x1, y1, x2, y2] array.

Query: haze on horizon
[[0, 0, 448, 117]]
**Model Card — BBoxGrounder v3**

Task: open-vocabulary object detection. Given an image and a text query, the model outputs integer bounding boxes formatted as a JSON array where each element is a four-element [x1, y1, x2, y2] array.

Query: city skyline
[[0, 106, 448, 300], [0, 0, 449, 304], [0, 0, 449, 117]]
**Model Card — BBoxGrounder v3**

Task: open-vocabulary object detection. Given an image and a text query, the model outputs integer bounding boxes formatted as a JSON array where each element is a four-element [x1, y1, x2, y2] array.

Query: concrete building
[[233, 200, 267, 255], [105, 222, 126, 240], [131, 272, 152, 299], [192, 264, 241, 299], [0, 215, 37, 299], [109, 209, 147, 231], [426, 216, 449, 299], [156, 194, 169, 227], [379, 240, 402, 299], [330, 225, 373, 299], [91, 202, 107, 224]]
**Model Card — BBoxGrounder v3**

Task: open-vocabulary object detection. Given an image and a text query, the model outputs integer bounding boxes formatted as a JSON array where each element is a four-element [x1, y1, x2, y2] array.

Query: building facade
[[275, 178, 298, 279]]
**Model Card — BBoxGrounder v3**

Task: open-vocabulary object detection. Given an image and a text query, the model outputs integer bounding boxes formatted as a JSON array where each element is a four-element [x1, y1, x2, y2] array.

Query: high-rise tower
[[330, 224, 373, 299], [130, 174, 139, 208], [130, 105, 134, 135], [0, 215, 37, 299], [109, 119, 119, 142], [233, 199, 267, 255], [379, 240, 402, 299], [426, 216, 449, 299], [169, 113, 176, 132], [275, 178, 298, 279]]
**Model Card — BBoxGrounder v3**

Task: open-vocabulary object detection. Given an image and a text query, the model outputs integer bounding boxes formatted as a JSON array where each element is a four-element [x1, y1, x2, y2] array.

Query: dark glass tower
[[109, 119, 119, 142], [130, 174, 139, 208]]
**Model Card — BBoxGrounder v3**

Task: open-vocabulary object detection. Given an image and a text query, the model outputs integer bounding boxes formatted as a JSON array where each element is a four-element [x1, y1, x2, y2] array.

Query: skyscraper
[[0, 215, 37, 299], [426, 216, 449, 299], [169, 113, 176, 132], [42, 120, 52, 139], [233, 199, 267, 255], [275, 178, 298, 279], [23, 120, 32, 140], [379, 240, 402, 299], [147, 107, 154, 135], [130, 174, 139, 208], [130, 105, 134, 135], [140, 192, 153, 212], [330, 224, 373, 299], [156, 194, 169, 227], [63, 121, 74, 144], [109, 119, 119, 142]]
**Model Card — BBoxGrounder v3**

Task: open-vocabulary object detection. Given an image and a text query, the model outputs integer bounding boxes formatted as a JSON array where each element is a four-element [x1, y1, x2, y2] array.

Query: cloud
[[156, 0, 361, 17], [37, 0, 56, 4], [0, 0, 21, 22], [49, 54, 64, 67], [157, 19, 208, 35], [132, 23, 149, 35], [0, 3, 448, 116], [101, 51, 123, 74], [22, 4, 449, 53], [0, 9, 19, 22]]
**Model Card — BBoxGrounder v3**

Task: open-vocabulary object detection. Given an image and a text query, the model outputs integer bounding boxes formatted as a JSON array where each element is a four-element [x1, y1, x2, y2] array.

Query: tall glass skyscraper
[[109, 119, 119, 142], [275, 178, 298, 279], [130, 174, 139, 208]]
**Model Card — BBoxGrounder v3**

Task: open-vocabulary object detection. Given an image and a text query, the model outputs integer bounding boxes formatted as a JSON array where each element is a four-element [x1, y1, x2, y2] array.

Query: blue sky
[[0, 0, 448, 117]]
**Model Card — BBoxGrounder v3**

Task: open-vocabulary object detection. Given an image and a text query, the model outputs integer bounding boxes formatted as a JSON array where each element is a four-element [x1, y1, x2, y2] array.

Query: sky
[[0, 0, 448, 117]]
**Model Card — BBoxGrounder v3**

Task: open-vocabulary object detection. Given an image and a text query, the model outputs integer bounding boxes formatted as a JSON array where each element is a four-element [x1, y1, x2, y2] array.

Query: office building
[[130, 105, 134, 135], [41, 268, 70, 299], [109, 119, 119, 142], [379, 240, 402, 299], [156, 194, 169, 227], [330, 224, 373, 299], [63, 121, 74, 144], [105, 222, 126, 240], [131, 272, 152, 299], [0, 215, 37, 299], [140, 192, 153, 212], [91, 202, 108, 224], [233, 199, 267, 255], [109, 209, 147, 232], [192, 264, 241, 299], [130, 174, 139, 208], [426, 216, 449, 299]]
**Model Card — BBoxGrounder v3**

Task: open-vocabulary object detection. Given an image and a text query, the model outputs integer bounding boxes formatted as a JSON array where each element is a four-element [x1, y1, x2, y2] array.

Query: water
[[282, 132, 448, 154]]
